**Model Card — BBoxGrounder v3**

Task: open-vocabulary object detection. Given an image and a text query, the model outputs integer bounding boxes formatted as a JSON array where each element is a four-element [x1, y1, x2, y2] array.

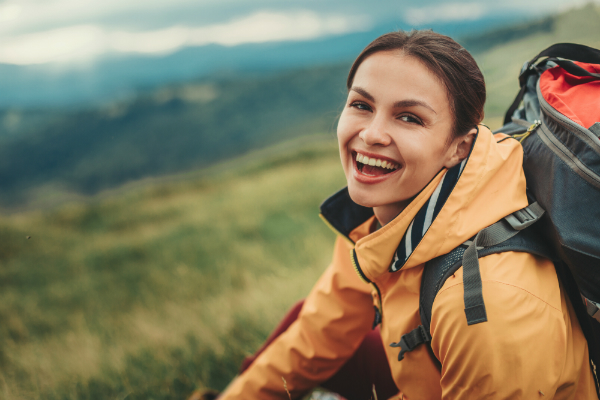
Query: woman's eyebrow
[[351, 87, 436, 114], [393, 99, 437, 114], [350, 86, 375, 102]]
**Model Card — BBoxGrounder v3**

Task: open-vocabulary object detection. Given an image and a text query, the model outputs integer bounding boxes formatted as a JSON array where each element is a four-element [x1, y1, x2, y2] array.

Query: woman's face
[[338, 50, 464, 224]]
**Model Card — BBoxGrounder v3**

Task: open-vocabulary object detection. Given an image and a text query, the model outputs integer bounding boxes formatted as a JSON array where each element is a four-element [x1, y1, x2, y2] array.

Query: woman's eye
[[399, 114, 422, 125], [350, 101, 371, 112]]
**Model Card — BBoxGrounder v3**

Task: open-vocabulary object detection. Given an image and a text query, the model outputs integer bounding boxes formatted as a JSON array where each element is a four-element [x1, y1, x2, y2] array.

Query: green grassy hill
[[0, 140, 345, 399]]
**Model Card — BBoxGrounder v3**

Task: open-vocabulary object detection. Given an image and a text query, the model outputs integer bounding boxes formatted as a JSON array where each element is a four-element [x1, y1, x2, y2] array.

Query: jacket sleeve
[[219, 236, 375, 400], [430, 251, 596, 400]]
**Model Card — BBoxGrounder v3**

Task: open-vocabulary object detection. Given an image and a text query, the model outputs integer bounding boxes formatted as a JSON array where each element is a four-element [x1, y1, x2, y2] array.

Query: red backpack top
[[540, 60, 600, 131]]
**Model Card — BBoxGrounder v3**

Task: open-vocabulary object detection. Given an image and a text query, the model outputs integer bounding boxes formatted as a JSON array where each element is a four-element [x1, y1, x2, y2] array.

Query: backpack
[[393, 43, 600, 392]]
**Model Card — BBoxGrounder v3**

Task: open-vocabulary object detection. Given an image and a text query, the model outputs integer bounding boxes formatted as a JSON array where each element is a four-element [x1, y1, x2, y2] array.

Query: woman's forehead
[[351, 51, 450, 114]]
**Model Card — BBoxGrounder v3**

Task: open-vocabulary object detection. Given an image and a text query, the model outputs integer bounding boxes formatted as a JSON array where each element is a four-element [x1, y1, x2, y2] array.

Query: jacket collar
[[390, 156, 468, 272], [319, 187, 373, 244]]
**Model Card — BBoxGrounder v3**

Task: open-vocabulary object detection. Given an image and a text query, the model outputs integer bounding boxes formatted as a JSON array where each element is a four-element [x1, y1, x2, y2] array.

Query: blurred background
[[0, 0, 599, 398]]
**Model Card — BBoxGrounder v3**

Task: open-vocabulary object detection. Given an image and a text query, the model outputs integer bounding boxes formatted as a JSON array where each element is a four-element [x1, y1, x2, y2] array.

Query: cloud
[[1, 0, 594, 66], [0, 3, 21, 22], [404, 3, 486, 25], [0, 25, 107, 65], [112, 10, 367, 51], [0, 10, 371, 65], [0, 0, 209, 34]]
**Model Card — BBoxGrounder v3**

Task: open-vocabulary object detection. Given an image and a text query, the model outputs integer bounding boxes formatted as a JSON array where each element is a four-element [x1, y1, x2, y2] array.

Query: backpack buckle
[[390, 325, 431, 361], [505, 202, 545, 230], [583, 295, 600, 323]]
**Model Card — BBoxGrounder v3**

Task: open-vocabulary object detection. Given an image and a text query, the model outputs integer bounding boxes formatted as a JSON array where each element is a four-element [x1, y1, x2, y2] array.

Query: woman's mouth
[[355, 152, 399, 177]]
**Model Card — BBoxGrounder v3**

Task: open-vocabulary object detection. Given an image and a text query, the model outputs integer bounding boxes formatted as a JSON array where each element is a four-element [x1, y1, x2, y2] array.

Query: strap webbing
[[553, 59, 600, 79], [527, 43, 600, 73], [463, 203, 545, 325]]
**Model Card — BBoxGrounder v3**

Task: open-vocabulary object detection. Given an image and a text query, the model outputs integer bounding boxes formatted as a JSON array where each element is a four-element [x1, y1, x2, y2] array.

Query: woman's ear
[[443, 127, 478, 169]]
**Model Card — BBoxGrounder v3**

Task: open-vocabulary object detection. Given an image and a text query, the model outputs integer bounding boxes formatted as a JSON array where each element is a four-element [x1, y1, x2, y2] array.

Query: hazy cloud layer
[[0, 10, 370, 64], [405, 3, 486, 25], [0, 0, 596, 65]]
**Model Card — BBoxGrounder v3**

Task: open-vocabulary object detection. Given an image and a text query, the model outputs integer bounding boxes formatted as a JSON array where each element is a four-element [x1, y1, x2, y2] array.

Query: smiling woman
[[211, 30, 597, 400], [339, 49, 478, 225]]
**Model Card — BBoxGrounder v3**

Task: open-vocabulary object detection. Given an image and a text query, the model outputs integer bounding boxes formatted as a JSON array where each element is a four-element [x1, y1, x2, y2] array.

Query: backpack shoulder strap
[[390, 203, 549, 361]]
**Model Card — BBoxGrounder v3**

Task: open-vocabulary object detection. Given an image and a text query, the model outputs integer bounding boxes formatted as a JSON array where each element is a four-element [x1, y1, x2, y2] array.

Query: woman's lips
[[352, 151, 401, 183]]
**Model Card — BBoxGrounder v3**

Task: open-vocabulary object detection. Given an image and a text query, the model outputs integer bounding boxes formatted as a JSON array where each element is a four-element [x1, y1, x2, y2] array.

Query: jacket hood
[[320, 126, 528, 282]]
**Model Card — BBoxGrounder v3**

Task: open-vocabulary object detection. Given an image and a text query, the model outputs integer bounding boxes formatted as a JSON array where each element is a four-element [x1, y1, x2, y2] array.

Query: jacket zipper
[[352, 248, 384, 326], [319, 212, 384, 325], [351, 248, 371, 283]]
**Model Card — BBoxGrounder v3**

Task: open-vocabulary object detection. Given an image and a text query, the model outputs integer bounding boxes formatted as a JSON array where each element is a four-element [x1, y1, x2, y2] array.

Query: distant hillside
[[0, 4, 599, 209], [0, 65, 348, 207]]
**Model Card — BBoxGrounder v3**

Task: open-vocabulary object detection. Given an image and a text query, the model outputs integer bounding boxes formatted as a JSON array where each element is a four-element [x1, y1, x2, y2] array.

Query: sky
[[0, 0, 597, 66]]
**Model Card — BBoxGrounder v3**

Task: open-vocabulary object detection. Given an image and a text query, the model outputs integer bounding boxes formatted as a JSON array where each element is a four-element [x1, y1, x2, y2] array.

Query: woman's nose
[[359, 117, 392, 146]]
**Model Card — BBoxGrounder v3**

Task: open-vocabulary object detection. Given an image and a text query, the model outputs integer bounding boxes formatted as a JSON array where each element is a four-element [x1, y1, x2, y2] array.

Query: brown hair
[[347, 30, 486, 138]]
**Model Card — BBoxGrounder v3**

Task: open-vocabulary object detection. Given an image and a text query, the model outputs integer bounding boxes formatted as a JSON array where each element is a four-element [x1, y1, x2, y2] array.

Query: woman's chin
[[347, 186, 383, 209], [347, 184, 412, 216]]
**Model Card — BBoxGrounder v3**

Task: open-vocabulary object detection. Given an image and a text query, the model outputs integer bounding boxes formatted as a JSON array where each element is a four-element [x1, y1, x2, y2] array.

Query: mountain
[[0, 14, 524, 109], [0, 4, 599, 209]]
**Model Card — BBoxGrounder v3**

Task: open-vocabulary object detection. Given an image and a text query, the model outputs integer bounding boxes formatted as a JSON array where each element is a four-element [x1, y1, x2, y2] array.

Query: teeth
[[356, 152, 397, 170]]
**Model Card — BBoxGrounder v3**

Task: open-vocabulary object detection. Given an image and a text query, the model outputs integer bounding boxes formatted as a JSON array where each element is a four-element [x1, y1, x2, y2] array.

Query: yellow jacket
[[220, 126, 597, 399]]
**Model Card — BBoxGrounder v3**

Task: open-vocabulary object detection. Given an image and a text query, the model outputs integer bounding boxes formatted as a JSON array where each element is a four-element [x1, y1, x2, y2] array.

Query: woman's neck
[[373, 201, 409, 226]]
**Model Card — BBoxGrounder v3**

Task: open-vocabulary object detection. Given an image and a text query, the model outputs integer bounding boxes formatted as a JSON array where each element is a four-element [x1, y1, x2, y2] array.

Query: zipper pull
[[528, 120, 542, 133], [372, 306, 382, 329], [515, 120, 541, 143]]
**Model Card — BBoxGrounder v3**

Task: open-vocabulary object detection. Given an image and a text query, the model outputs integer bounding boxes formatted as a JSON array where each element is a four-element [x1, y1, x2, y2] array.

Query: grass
[[0, 139, 346, 399]]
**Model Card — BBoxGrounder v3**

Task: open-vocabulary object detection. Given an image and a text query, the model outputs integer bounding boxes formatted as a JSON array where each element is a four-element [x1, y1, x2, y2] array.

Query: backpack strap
[[462, 202, 545, 325], [390, 203, 547, 361], [524, 43, 600, 75]]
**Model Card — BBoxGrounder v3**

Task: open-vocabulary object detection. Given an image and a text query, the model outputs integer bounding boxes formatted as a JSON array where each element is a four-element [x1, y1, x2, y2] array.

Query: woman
[[216, 30, 596, 399]]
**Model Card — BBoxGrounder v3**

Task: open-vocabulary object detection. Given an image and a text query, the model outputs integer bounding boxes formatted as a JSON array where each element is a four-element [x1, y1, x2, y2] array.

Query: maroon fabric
[[240, 300, 398, 400]]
